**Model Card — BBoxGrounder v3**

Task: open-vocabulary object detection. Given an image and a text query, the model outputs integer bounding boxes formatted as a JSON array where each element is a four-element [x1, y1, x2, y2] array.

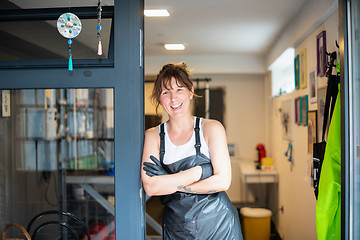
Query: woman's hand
[[143, 155, 169, 176]]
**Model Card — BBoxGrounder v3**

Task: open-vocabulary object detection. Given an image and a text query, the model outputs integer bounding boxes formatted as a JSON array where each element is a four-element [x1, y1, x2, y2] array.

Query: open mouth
[[171, 103, 183, 109]]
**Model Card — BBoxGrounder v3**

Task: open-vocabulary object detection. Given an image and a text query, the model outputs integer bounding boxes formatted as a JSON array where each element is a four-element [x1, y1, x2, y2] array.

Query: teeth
[[171, 103, 182, 109]]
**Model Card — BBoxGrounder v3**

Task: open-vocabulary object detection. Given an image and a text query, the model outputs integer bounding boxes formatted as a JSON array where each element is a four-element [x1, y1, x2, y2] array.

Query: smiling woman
[[141, 62, 243, 239]]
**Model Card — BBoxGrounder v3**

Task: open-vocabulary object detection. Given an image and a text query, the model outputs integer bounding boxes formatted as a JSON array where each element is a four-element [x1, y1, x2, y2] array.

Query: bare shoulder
[[145, 126, 160, 139], [144, 126, 161, 149], [203, 119, 226, 140], [203, 119, 225, 133]]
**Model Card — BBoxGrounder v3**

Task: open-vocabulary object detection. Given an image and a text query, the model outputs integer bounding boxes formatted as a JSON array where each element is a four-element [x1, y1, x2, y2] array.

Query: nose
[[170, 91, 176, 101]]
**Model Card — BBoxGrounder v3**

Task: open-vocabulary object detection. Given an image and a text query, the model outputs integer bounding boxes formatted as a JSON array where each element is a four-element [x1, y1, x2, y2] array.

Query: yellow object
[[241, 207, 272, 240], [262, 157, 273, 166]]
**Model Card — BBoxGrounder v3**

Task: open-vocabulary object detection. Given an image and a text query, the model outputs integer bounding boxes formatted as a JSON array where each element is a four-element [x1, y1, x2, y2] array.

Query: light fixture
[[164, 44, 185, 51], [144, 9, 170, 17]]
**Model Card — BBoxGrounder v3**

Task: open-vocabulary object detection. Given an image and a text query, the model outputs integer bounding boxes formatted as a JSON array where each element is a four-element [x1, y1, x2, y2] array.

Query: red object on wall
[[256, 144, 266, 161]]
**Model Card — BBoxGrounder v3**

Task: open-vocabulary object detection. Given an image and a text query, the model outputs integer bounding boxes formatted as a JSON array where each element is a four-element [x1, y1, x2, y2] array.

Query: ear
[[190, 87, 194, 100]]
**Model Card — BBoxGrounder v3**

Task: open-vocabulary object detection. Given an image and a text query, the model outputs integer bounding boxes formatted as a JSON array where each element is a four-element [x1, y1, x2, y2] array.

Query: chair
[[2, 223, 31, 240], [26, 210, 91, 240]]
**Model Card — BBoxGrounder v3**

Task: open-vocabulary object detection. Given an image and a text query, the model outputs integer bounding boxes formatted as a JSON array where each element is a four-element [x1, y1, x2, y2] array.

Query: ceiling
[[144, 0, 307, 57], [144, 0, 312, 75], [2, 0, 310, 74]]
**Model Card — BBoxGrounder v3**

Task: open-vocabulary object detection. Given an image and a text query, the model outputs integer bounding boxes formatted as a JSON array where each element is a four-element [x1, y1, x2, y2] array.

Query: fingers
[[149, 155, 161, 165], [143, 161, 157, 169], [143, 166, 158, 175], [143, 156, 168, 177], [145, 170, 156, 177], [143, 163, 161, 172]]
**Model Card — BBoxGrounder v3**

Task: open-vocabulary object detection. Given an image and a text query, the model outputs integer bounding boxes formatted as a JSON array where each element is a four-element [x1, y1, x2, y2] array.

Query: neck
[[167, 114, 194, 133]]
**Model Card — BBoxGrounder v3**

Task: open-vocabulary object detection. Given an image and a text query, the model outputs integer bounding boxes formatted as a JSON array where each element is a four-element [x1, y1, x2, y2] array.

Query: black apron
[[159, 117, 243, 240]]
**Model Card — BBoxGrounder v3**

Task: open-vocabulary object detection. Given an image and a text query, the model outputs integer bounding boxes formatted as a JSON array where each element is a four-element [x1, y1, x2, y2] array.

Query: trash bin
[[240, 207, 272, 240]]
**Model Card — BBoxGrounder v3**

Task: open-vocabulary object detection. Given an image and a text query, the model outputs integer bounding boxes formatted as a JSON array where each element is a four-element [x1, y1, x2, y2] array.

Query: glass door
[[0, 1, 144, 238], [0, 88, 115, 239]]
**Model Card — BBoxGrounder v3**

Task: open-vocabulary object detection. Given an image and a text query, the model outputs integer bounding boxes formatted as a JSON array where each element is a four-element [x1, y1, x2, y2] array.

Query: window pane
[[0, 0, 114, 10], [0, 88, 115, 239], [0, 18, 112, 61], [269, 48, 295, 97]]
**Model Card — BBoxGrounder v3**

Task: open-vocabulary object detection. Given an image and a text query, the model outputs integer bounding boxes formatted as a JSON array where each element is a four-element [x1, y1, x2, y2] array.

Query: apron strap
[[194, 117, 201, 155], [159, 123, 165, 163]]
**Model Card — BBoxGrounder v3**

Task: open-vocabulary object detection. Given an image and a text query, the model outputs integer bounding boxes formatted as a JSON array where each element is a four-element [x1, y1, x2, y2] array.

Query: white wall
[[145, 54, 266, 76], [266, 0, 337, 66], [266, 9, 338, 240]]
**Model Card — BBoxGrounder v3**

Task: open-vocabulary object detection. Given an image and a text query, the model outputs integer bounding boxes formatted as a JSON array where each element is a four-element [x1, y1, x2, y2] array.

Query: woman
[[141, 63, 242, 239]]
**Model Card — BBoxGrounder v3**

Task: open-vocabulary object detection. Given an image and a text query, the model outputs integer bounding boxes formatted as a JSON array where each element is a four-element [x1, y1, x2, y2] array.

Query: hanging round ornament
[[57, 13, 82, 71], [57, 13, 82, 38]]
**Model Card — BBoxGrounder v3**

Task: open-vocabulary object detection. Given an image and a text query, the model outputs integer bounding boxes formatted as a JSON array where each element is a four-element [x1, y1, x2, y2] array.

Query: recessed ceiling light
[[144, 9, 170, 17], [164, 44, 185, 50]]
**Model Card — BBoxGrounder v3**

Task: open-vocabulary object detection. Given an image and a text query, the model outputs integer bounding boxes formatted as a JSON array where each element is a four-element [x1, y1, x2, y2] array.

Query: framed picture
[[299, 49, 307, 89], [317, 87, 327, 141], [308, 67, 317, 104], [308, 110, 317, 154], [295, 97, 300, 125], [294, 54, 300, 89], [317, 31, 327, 77], [299, 95, 308, 126]]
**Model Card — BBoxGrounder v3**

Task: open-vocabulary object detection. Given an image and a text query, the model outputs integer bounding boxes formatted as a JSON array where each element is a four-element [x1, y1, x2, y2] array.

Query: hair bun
[[179, 62, 187, 68]]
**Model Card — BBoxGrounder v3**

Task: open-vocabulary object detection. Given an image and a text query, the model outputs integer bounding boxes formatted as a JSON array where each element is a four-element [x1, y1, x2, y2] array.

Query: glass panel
[[1, 0, 114, 9], [0, 18, 112, 61], [0, 88, 115, 239], [349, 0, 360, 238]]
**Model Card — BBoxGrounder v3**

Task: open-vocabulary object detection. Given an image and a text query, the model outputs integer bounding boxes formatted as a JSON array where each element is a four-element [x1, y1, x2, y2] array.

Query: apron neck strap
[[159, 123, 165, 163], [194, 117, 201, 155]]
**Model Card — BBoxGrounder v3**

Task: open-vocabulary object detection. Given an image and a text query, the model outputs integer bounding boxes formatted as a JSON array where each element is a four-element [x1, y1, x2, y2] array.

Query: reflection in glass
[[0, 88, 115, 239], [1, 0, 114, 10], [0, 19, 112, 61]]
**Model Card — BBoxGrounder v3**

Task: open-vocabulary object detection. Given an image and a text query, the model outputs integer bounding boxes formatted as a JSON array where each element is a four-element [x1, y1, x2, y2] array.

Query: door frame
[[0, 0, 145, 239], [339, 0, 349, 239]]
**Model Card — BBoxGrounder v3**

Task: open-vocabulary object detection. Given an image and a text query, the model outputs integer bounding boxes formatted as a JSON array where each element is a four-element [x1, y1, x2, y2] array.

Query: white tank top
[[162, 118, 210, 165]]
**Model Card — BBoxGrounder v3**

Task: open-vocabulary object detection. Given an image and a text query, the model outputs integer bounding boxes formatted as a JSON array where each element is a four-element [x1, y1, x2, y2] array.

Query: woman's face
[[159, 77, 193, 118]]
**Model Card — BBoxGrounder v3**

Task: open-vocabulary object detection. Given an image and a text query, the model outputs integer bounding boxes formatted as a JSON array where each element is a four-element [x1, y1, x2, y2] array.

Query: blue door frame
[[0, 0, 145, 239]]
